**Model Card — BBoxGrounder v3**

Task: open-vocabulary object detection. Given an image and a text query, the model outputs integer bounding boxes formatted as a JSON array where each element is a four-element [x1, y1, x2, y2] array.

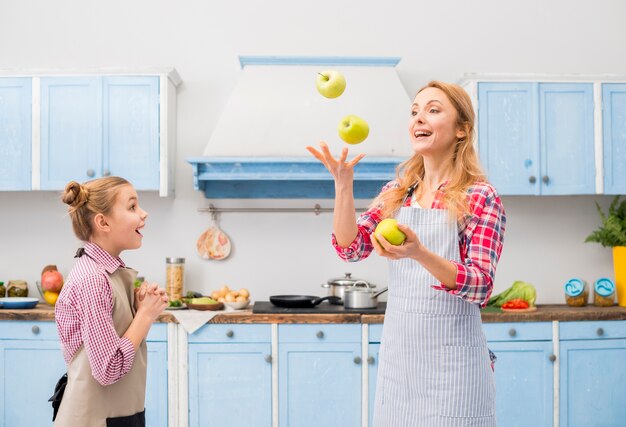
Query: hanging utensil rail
[[198, 204, 366, 216]]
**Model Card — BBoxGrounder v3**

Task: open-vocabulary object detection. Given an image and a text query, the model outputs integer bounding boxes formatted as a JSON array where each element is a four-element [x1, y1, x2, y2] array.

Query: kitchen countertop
[[1, 303, 626, 324]]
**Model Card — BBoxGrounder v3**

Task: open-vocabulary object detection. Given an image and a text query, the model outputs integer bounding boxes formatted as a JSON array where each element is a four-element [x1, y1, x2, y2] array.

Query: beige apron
[[54, 267, 147, 427]]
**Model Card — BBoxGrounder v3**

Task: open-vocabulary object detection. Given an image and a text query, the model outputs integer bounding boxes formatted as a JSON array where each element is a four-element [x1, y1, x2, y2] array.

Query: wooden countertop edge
[[2, 303, 626, 323]]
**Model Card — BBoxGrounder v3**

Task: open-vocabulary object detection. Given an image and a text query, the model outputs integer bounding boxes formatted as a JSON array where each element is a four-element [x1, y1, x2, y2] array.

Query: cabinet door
[[367, 343, 380, 427], [279, 341, 361, 427], [539, 83, 595, 195], [0, 78, 31, 190], [0, 339, 66, 426], [602, 83, 626, 194], [40, 77, 102, 189], [560, 338, 626, 427], [103, 77, 159, 190], [478, 83, 539, 195], [487, 340, 554, 427], [145, 340, 167, 427], [189, 342, 272, 427]]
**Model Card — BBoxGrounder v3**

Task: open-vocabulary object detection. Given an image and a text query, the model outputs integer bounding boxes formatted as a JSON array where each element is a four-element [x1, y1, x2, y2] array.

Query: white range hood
[[203, 56, 413, 157]]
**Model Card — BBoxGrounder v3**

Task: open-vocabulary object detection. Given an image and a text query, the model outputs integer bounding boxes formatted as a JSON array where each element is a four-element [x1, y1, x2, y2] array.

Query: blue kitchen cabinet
[[602, 84, 626, 194], [0, 78, 32, 190], [188, 324, 272, 427], [484, 322, 554, 427], [0, 321, 65, 426], [278, 324, 362, 427], [559, 320, 626, 427], [477, 82, 595, 195], [40, 76, 159, 190], [145, 323, 168, 427], [367, 324, 383, 427]]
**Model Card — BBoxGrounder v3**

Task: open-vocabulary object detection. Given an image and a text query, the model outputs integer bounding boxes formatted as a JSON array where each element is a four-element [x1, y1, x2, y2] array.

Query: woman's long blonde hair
[[372, 80, 485, 219]]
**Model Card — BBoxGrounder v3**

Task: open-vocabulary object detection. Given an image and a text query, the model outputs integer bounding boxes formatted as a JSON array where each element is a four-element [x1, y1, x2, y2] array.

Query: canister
[[165, 258, 185, 302], [564, 278, 588, 307], [593, 277, 616, 307]]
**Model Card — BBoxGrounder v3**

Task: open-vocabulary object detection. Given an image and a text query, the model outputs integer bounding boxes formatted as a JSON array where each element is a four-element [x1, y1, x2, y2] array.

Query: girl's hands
[[135, 282, 168, 320], [306, 142, 365, 187], [371, 223, 424, 261]]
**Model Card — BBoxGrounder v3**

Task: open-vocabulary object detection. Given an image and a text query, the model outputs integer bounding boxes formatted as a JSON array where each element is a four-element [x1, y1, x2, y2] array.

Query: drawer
[[146, 322, 167, 342], [483, 322, 552, 342], [0, 320, 58, 340], [188, 324, 271, 343], [369, 324, 383, 343], [560, 320, 626, 340], [279, 324, 360, 343]]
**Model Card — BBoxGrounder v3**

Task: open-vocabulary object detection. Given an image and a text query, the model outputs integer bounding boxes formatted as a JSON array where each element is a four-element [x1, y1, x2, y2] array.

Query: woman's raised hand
[[306, 142, 366, 185]]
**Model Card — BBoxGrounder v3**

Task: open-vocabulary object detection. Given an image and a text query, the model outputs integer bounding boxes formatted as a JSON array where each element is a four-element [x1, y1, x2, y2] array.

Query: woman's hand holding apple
[[306, 142, 365, 188], [372, 223, 424, 261]]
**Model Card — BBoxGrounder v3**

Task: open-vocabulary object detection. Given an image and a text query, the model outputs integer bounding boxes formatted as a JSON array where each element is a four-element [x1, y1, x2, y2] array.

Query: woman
[[307, 81, 506, 426], [54, 177, 168, 427]]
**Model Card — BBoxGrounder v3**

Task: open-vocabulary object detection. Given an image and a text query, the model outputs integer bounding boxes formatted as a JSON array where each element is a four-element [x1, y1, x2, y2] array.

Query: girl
[[54, 176, 168, 427], [308, 81, 506, 426]]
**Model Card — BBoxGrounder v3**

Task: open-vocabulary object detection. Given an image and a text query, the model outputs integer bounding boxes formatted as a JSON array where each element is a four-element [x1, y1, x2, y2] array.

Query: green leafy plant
[[585, 196, 626, 247]]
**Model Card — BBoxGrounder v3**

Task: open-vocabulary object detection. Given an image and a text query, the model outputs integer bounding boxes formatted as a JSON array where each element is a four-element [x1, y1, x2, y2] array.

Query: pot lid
[[327, 273, 375, 288]]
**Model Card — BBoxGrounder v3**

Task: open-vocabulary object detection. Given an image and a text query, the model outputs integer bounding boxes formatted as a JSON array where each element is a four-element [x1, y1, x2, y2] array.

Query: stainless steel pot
[[343, 281, 388, 309], [321, 273, 376, 301]]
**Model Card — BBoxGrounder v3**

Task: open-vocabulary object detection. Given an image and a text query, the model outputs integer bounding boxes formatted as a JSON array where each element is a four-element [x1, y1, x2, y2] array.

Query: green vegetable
[[169, 300, 182, 307], [487, 281, 537, 307], [585, 196, 626, 247], [134, 277, 145, 288]]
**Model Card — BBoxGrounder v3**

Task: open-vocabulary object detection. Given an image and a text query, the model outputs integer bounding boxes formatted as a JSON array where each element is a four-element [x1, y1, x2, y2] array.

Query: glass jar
[[0, 281, 5, 297], [593, 277, 616, 306], [7, 280, 28, 297], [165, 258, 185, 302], [564, 278, 588, 307]]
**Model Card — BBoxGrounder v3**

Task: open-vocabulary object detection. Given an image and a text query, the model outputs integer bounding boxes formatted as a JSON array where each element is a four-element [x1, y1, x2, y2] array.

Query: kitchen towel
[[167, 306, 235, 334]]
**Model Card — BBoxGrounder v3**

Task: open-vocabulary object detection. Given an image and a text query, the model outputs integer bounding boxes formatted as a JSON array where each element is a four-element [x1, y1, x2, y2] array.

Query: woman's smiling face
[[408, 87, 464, 157]]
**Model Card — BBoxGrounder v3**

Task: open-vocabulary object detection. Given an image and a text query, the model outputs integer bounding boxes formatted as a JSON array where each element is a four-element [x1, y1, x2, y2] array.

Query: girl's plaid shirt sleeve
[[331, 181, 506, 307]]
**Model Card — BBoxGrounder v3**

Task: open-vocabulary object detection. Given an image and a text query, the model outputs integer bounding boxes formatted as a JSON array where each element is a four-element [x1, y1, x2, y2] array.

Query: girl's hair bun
[[62, 181, 89, 209]]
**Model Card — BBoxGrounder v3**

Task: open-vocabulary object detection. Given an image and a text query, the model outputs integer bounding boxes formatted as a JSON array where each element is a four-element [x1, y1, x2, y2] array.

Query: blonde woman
[[307, 81, 506, 426]]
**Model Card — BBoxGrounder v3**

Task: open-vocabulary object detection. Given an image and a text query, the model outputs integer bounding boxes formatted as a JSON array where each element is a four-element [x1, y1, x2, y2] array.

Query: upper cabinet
[[0, 78, 31, 190], [602, 83, 626, 194], [0, 69, 180, 196], [476, 82, 595, 195]]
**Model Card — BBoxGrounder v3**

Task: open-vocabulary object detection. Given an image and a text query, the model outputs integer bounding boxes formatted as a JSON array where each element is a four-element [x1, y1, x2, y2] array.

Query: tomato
[[502, 298, 530, 309]]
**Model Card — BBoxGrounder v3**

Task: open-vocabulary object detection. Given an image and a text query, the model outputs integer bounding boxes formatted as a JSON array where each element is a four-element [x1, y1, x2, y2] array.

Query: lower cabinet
[[145, 323, 168, 427], [367, 324, 383, 427], [484, 322, 554, 427], [188, 324, 272, 427], [278, 324, 361, 427], [559, 320, 626, 427]]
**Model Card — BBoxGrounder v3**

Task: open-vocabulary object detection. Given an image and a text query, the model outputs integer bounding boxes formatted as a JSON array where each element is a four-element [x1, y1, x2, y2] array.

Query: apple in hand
[[338, 115, 369, 145], [374, 219, 406, 246], [316, 70, 346, 99]]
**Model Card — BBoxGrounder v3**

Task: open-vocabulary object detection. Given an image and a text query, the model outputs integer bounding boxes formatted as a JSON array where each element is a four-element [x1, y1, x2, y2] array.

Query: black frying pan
[[269, 295, 341, 308]]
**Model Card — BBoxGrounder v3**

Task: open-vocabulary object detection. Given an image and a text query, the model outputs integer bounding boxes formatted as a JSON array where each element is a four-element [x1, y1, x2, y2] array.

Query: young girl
[[308, 81, 506, 426], [53, 176, 168, 427]]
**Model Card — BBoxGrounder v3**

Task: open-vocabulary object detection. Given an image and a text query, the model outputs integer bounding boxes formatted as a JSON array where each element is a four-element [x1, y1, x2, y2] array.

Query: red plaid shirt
[[55, 242, 136, 386], [332, 181, 506, 307]]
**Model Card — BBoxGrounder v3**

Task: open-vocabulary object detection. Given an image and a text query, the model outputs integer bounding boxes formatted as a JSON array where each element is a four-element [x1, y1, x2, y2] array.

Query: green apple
[[374, 219, 406, 246], [316, 70, 346, 98], [338, 115, 369, 145]]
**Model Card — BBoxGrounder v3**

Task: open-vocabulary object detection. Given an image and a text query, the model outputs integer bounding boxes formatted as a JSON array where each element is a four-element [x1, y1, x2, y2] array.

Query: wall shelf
[[186, 157, 403, 199]]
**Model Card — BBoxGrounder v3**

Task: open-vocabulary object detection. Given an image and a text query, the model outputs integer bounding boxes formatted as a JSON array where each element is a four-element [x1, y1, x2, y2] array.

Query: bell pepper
[[501, 298, 530, 310]]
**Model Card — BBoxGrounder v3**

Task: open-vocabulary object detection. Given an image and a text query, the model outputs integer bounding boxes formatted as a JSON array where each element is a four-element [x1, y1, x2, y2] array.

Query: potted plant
[[585, 195, 626, 307]]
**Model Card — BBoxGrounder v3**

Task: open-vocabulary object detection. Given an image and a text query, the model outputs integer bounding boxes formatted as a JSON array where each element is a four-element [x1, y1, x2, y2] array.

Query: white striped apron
[[373, 206, 496, 427]]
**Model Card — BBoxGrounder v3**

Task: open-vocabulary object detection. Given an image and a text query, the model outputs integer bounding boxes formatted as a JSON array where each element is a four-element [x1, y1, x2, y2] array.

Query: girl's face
[[408, 87, 464, 157], [106, 184, 148, 253]]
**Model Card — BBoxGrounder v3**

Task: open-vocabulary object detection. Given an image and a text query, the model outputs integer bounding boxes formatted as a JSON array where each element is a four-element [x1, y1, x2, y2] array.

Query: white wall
[[0, 0, 623, 304]]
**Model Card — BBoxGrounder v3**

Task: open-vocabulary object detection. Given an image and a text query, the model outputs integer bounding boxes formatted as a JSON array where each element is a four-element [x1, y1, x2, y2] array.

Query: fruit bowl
[[36, 281, 60, 306], [187, 302, 224, 311], [224, 299, 250, 310]]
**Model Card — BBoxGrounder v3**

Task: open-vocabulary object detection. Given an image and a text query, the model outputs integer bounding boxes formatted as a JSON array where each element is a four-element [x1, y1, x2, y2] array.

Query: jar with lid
[[593, 277, 615, 306], [165, 258, 185, 302], [0, 281, 5, 297], [564, 278, 588, 307]]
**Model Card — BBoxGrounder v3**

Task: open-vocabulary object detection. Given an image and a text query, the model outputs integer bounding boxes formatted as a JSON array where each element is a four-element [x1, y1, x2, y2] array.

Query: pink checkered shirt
[[332, 181, 506, 307], [55, 242, 136, 386]]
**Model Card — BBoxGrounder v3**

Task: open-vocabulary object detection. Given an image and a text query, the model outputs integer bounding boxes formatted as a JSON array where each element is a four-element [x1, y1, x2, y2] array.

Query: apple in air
[[374, 219, 406, 246], [316, 70, 346, 99], [338, 115, 369, 145]]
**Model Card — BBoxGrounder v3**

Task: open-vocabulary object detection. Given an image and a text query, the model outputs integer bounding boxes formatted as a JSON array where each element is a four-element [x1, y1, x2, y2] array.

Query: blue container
[[593, 277, 615, 306], [564, 278, 588, 306]]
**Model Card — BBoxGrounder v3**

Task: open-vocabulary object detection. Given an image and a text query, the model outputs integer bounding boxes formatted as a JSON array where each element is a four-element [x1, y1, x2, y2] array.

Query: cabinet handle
[[226, 330, 234, 338], [103, 170, 111, 177], [316, 331, 324, 339], [264, 354, 272, 363], [549, 354, 557, 362], [31, 325, 40, 334], [597, 328, 605, 336], [528, 176, 536, 184], [353, 356, 362, 365], [508, 328, 517, 337], [367, 356, 375, 365], [542, 175, 550, 184], [86, 168, 95, 178]]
